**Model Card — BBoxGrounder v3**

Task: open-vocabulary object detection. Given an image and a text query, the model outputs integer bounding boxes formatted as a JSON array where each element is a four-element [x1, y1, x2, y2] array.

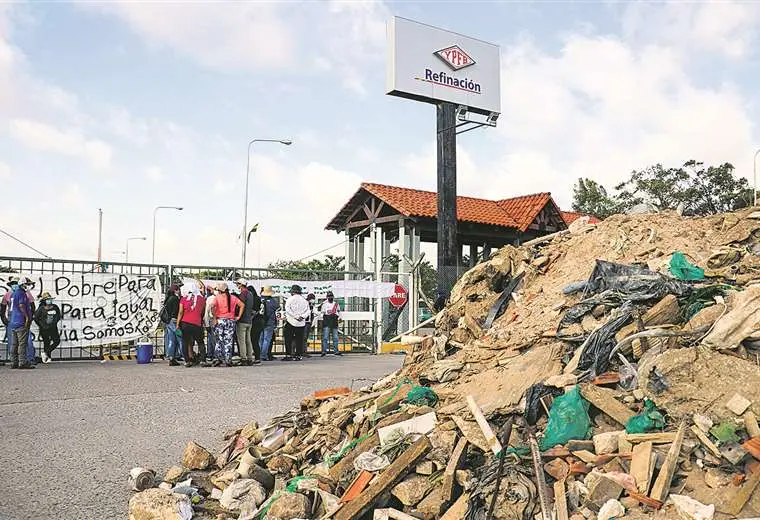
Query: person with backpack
[[212, 282, 244, 367], [320, 291, 343, 357], [259, 286, 279, 361], [176, 282, 207, 367], [161, 284, 181, 366], [34, 291, 62, 363]]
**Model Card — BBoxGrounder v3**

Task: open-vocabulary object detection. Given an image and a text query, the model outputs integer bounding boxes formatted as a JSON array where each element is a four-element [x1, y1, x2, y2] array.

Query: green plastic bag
[[539, 385, 592, 450], [625, 399, 665, 433], [670, 252, 705, 281]]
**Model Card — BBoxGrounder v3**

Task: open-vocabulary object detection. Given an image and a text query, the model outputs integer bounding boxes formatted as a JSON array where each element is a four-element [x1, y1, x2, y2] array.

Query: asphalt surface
[[0, 354, 403, 520]]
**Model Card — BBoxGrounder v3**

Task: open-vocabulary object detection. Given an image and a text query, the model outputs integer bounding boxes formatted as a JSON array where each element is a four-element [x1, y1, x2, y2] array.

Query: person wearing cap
[[161, 284, 181, 366], [259, 286, 279, 361], [320, 291, 343, 357], [7, 277, 33, 369], [212, 282, 244, 367], [33, 292, 62, 363], [283, 284, 310, 361], [235, 278, 258, 366]]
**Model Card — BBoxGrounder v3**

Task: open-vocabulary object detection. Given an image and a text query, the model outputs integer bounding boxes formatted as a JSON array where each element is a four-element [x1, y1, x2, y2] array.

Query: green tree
[[267, 255, 345, 280], [571, 178, 619, 219], [615, 161, 752, 216]]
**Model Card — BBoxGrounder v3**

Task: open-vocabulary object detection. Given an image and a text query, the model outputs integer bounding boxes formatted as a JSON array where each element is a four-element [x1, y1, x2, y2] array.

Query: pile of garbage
[[130, 208, 760, 520]]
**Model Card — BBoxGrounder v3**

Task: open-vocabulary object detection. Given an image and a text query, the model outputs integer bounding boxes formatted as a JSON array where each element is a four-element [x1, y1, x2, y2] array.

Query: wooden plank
[[466, 395, 503, 455], [745, 412, 760, 438], [630, 441, 653, 494], [615, 295, 680, 346], [726, 468, 760, 516], [628, 491, 663, 510], [442, 438, 468, 506], [375, 384, 413, 414], [690, 425, 722, 458], [580, 384, 635, 426], [333, 436, 431, 520], [553, 479, 569, 520], [440, 493, 470, 520], [339, 470, 374, 503], [649, 422, 686, 503], [625, 432, 677, 444], [314, 387, 351, 400], [328, 433, 379, 482]]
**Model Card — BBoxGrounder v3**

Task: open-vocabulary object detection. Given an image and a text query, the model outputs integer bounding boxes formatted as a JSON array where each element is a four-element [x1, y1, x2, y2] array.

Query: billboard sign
[[386, 16, 501, 116]]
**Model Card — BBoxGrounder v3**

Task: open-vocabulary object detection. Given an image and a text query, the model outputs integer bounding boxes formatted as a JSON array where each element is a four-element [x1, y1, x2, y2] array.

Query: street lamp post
[[754, 148, 760, 207], [152, 206, 183, 264], [242, 138, 292, 268], [126, 236, 147, 263]]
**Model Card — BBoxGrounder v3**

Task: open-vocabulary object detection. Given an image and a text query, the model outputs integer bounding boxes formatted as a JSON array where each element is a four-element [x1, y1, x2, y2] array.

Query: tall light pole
[[152, 206, 183, 264], [242, 138, 292, 268], [754, 148, 760, 207], [126, 236, 147, 263]]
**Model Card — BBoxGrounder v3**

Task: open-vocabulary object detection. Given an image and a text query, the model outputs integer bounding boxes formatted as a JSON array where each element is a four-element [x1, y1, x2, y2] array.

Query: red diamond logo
[[434, 45, 475, 71]]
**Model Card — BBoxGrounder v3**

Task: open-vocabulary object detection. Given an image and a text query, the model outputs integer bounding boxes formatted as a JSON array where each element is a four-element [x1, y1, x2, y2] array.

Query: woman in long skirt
[[212, 282, 243, 367]]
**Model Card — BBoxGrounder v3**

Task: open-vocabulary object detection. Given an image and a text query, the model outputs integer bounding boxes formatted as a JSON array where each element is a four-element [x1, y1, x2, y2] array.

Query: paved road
[[0, 355, 403, 520]]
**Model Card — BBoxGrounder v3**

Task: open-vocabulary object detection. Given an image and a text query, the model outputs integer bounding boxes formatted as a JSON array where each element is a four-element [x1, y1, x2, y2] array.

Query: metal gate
[[0, 256, 377, 361]]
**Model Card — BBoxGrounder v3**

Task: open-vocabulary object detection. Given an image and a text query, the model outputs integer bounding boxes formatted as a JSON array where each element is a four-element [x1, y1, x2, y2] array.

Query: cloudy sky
[[0, 1, 758, 267]]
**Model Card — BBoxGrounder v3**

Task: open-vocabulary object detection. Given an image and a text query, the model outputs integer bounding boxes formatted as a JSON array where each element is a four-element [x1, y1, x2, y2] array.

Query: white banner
[[0, 272, 162, 346], [184, 278, 396, 299]]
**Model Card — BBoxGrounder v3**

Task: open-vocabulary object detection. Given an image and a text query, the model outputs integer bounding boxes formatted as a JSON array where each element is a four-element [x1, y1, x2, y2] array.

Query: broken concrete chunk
[[593, 431, 624, 455], [545, 373, 578, 388], [266, 491, 311, 520], [391, 474, 431, 507], [597, 498, 625, 520], [181, 441, 214, 470], [162, 466, 186, 485], [220, 478, 267, 512], [586, 475, 624, 511], [667, 494, 715, 520], [128, 488, 193, 520], [544, 458, 570, 480], [378, 412, 437, 446], [693, 414, 713, 433], [726, 393, 752, 416], [414, 486, 444, 516]]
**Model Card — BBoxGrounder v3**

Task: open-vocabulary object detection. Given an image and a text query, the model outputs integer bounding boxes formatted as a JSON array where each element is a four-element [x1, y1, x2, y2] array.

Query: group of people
[[161, 280, 343, 367], [1, 276, 63, 368]]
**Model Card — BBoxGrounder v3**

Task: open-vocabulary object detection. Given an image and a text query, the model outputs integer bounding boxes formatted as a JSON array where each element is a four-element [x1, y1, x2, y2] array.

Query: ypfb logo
[[434, 45, 475, 71]]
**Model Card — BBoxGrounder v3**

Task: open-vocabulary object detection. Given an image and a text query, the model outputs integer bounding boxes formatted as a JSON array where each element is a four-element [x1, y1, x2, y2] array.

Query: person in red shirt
[[176, 282, 207, 367], [211, 282, 244, 367]]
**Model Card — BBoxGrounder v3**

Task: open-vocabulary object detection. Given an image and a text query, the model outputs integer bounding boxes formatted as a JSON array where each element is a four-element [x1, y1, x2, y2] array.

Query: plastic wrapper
[[625, 399, 665, 433], [524, 383, 563, 426], [577, 302, 634, 376]]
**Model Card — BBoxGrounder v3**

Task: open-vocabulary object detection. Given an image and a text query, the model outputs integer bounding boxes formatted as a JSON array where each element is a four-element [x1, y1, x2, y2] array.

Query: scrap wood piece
[[625, 432, 677, 444], [691, 425, 722, 458], [340, 391, 382, 410], [376, 384, 414, 414], [580, 384, 635, 426], [628, 491, 663, 509], [726, 468, 760, 516], [649, 422, 686, 503], [314, 387, 351, 401], [339, 470, 374, 504], [374, 508, 420, 520], [529, 434, 553, 520], [328, 433, 379, 482], [592, 372, 621, 386], [442, 438, 468, 506], [333, 436, 432, 520], [440, 493, 470, 520], [630, 441, 654, 494], [742, 437, 760, 461], [614, 294, 681, 346], [452, 416, 489, 454], [745, 412, 760, 438], [466, 395, 503, 456], [553, 479, 569, 520]]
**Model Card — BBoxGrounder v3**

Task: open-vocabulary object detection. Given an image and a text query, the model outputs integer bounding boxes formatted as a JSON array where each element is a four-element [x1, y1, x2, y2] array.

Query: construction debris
[[130, 208, 760, 519]]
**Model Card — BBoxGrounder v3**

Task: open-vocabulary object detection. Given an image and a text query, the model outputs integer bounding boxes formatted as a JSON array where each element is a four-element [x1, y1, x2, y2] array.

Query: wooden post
[[437, 101, 458, 295]]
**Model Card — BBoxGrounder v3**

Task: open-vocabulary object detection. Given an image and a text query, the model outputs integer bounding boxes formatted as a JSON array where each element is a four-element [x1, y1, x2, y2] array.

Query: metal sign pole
[[437, 101, 458, 296]]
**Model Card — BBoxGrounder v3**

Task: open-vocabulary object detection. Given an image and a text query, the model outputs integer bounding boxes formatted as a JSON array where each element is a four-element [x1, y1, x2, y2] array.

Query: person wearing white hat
[[34, 291, 61, 363]]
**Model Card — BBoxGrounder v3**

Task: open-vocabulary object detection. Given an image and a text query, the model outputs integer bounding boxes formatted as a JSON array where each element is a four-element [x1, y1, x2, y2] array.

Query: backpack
[[159, 304, 170, 324]]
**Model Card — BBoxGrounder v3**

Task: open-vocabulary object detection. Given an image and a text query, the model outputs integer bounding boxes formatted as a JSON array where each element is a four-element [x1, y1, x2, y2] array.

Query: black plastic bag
[[577, 301, 634, 375], [524, 383, 563, 426]]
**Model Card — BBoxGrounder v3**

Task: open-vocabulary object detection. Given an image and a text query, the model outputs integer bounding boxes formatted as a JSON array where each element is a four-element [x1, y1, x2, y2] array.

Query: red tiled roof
[[495, 193, 553, 232], [560, 211, 601, 225], [361, 183, 520, 228]]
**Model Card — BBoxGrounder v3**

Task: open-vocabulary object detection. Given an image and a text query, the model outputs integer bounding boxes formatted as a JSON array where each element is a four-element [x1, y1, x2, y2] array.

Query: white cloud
[[9, 118, 113, 170], [83, 2, 296, 72], [0, 161, 10, 179], [60, 183, 84, 208], [145, 165, 164, 183]]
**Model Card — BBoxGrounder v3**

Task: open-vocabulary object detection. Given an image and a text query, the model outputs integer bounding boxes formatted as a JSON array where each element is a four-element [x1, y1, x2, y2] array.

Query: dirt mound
[[130, 208, 760, 520]]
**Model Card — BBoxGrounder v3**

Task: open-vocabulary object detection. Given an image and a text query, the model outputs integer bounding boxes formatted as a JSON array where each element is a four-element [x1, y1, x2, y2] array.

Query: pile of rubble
[[130, 208, 760, 520]]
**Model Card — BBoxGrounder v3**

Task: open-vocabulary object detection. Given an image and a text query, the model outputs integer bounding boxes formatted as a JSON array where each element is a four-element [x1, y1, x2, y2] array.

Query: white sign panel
[[0, 272, 162, 346], [386, 16, 501, 115], [186, 278, 396, 299]]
